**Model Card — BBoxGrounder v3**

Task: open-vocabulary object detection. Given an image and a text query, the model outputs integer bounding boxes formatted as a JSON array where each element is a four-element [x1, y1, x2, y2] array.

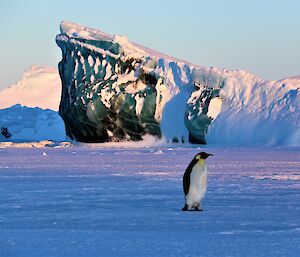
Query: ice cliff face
[[56, 21, 300, 145]]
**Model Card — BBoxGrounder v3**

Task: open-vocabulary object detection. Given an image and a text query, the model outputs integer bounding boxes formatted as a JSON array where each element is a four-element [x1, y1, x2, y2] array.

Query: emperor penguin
[[182, 152, 213, 211]]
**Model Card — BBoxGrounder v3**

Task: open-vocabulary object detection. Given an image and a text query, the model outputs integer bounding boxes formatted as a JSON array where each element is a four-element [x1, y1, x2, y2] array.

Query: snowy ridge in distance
[[0, 66, 61, 111], [0, 104, 65, 142]]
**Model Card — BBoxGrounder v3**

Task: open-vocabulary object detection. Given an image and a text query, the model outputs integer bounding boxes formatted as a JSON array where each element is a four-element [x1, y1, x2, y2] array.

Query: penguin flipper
[[183, 172, 190, 195], [183, 160, 195, 195]]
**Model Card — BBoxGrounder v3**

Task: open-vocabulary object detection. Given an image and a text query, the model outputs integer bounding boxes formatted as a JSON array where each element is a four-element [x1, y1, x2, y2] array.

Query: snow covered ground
[[0, 146, 299, 257]]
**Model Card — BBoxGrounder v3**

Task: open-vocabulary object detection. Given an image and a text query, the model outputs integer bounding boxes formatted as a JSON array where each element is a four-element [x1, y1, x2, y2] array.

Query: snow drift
[[56, 21, 299, 146], [0, 66, 61, 111], [0, 105, 65, 142], [207, 74, 300, 145]]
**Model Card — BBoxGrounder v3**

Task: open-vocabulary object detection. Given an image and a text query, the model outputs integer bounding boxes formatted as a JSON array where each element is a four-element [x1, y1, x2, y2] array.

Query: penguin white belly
[[186, 164, 207, 207]]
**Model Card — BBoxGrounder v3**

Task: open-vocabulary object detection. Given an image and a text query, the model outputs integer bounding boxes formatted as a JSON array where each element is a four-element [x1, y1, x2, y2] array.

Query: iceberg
[[56, 21, 300, 145]]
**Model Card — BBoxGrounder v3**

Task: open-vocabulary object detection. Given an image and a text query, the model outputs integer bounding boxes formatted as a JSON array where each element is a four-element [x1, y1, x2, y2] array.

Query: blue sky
[[0, 0, 299, 89]]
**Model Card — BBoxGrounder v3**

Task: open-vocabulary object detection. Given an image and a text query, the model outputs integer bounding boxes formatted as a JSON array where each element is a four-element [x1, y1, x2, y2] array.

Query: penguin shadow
[[169, 207, 204, 212], [181, 208, 203, 212]]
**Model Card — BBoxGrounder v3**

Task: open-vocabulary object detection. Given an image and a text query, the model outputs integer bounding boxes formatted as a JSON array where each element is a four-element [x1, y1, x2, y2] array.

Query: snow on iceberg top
[[57, 21, 300, 86], [59, 21, 194, 65], [59, 22, 294, 85], [60, 21, 113, 42]]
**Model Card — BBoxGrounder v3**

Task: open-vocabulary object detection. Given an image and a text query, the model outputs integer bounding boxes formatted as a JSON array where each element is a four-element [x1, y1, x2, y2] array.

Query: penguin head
[[195, 152, 213, 160]]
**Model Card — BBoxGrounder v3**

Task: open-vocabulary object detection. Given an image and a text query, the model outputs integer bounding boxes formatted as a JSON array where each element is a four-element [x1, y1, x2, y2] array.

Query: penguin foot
[[182, 205, 203, 212], [194, 207, 203, 212], [181, 204, 188, 211]]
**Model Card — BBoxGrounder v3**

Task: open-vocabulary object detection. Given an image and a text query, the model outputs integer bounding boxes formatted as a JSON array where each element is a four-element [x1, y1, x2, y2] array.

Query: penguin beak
[[203, 153, 213, 159], [198, 152, 214, 159]]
